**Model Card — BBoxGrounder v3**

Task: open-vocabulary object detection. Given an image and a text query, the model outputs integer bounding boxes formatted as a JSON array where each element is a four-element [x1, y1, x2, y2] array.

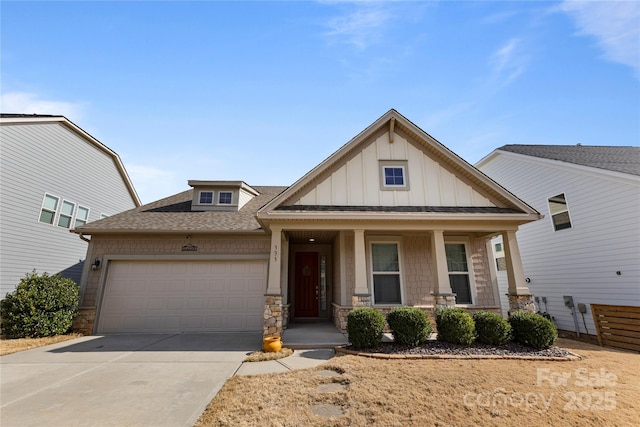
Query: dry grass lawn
[[197, 339, 639, 426], [0, 333, 82, 356]]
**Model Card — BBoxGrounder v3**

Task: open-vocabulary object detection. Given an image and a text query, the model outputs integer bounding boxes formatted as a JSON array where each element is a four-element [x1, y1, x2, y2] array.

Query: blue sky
[[2, 0, 639, 204]]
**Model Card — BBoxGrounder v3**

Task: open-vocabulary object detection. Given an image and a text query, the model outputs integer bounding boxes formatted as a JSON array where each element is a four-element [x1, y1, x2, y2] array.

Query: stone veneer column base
[[432, 293, 457, 308], [352, 294, 371, 307], [72, 307, 96, 335], [264, 295, 283, 337], [507, 294, 536, 314]]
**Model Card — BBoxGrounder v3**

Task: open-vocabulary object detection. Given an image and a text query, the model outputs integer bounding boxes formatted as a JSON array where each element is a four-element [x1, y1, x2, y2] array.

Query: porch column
[[266, 225, 283, 295], [352, 229, 371, 307], [265, 225, 283, 337], [431, 230, 456, 307], [502, 230, 535, 313], [281, 236, 290, 329]]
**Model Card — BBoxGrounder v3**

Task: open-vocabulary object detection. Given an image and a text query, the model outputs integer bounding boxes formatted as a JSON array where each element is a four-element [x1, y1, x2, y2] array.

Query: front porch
[[263, 226, 535, 338], [281, 320, 349, 349]]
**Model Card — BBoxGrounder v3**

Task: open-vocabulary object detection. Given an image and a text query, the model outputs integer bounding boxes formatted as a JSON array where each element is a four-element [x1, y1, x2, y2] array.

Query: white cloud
[[559, 0, 640, 77], [490, 38, 527, 85], [324, 3, 393, 49], [0, 92, 86, 119]]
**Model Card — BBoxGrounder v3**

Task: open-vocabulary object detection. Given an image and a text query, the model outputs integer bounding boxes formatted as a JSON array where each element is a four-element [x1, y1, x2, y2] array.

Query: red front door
[[295, 252, 319, 317]]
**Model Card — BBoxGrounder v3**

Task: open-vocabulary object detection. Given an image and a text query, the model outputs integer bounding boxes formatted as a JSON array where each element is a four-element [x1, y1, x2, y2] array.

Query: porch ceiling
[[286, 230, 338, 244]]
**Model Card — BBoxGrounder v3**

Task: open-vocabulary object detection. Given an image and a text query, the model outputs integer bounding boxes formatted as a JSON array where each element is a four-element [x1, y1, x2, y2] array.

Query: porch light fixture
[[91, 258, 101, 271], [309, 238, 315, 242]]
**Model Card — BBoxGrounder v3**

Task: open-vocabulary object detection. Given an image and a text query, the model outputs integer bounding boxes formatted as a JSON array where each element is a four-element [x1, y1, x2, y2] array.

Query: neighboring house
[[73, 110, 542, 336], [476, 145, 640, 337], [0, 114, 141, 298]]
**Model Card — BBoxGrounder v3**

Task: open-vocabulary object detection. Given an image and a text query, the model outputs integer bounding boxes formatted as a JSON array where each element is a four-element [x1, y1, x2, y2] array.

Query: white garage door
[[97, 260, 267, 333]]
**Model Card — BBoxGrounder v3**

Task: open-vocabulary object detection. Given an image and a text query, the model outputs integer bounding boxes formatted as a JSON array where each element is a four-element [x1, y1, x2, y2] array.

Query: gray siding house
[[476, 145, 640, 337], [0, 114, 140, 297]]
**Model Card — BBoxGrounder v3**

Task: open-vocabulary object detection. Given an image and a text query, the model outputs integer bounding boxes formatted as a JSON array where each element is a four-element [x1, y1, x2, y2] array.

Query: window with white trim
[[371, 242, 402, 304], [57, 200, 75, 228], [218, 191, 232, 204], [445, 243, 473, 304], [199, 191, 214, 204], [75, 206, 90, 227], [379, 160, 409, 190], [39, 194, 60, 224], [548, 193, 572, 231]]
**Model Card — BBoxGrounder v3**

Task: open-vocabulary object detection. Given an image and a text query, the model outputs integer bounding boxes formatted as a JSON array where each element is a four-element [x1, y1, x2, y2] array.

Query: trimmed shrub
[[0, 271, 80, 338], [473, 311, 512, 346], [387, 307, 432, 347], [435, 307, 476, 345], [509, 311, 558, 350], [346, 307, 385, 349]]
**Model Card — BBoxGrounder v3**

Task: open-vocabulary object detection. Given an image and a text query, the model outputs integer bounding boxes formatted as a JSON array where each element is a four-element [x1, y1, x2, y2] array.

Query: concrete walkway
[[1, 333, 262, 427], [235, 348, 336, 375]]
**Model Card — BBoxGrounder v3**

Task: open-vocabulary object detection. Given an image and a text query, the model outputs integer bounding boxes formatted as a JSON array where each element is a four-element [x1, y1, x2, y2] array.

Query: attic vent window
[[199, 191, 213, 204], [379, 160, 409, 190], [384, 167, 404, 186], [218, 192, 232, 204]]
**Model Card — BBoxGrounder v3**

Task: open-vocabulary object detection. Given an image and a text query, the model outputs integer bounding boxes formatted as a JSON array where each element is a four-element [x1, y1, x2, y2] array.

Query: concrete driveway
[[0, 333, 262, 427]]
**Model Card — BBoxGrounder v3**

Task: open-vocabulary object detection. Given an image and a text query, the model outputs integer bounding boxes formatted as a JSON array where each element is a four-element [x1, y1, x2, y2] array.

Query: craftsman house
[[73, 110, 541, 336]]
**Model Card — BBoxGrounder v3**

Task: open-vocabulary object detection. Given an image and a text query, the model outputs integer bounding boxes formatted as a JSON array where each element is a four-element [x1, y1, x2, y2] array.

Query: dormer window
[[188, 180, 259, 212], [199, 191, 214, 204], [218, 192, 232, 205]]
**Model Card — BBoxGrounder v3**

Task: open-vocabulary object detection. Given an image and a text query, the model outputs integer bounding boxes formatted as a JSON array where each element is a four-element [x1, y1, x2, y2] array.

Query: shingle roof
[[498, 145, 640, 176], [74, 186, 288, 234], [276, 205, 524, 214]]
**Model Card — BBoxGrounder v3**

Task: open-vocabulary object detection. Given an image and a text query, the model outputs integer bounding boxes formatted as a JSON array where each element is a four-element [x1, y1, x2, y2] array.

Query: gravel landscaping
[[341, 339, 575, 358]]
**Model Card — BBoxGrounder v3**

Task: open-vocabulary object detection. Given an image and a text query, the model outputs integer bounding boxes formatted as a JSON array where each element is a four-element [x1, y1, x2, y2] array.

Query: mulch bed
[[336, 340, 581, 361]]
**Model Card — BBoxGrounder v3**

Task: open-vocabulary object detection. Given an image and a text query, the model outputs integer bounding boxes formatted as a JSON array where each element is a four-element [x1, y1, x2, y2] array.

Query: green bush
[[1, 271, 80, 338], [509, 311, 558, 350], [347, 307, 385, 349], [473, 311, 512, 346], [435, 307, 476, 345], [387, 307, 432, 347]]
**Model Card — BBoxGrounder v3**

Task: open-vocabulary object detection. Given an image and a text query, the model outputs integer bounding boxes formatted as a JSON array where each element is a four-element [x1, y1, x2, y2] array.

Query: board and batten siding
[[0, 122, 138, 297], [295, 131, 495, 207], [479, 152, 640, 335]]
